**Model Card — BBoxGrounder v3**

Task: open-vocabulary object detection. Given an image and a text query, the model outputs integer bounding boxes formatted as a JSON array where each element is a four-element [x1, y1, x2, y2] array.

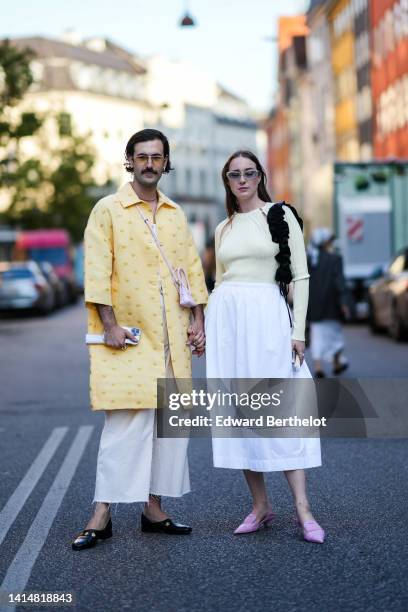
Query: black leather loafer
[[141, 513, 192, 535], [72, 518, 112, 551]]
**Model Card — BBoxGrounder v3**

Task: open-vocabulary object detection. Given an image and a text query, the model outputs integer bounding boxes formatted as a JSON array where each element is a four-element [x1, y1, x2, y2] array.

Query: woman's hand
[[187, 320, 206, 357], [291, 339, 305, 366]]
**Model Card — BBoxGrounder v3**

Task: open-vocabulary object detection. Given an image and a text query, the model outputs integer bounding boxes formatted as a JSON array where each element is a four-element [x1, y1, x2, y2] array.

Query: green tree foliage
[[0, 39, 102, 242], [0, 40, 34, 110], [45, 129, 99, 242]]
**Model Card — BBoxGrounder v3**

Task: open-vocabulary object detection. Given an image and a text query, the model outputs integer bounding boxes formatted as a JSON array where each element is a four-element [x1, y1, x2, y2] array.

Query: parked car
[[368, 248, 408, 341], [14, 229, 79, 303], [38, 261, 68, 308], [0, 261, 55, 314], [73, 242, 84, 293]]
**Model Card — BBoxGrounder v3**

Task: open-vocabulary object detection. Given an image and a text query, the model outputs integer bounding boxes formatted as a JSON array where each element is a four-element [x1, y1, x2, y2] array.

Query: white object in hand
[[292, 352, 301, 370], [86, 326, 141, 345]]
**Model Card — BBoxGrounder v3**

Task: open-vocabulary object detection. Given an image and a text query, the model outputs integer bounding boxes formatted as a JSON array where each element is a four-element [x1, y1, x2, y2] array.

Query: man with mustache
[[72, 129, 208, 550]]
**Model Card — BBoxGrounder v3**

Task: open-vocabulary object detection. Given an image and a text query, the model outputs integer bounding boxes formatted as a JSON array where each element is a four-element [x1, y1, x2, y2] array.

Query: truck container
[[333, 161, 408, 319]]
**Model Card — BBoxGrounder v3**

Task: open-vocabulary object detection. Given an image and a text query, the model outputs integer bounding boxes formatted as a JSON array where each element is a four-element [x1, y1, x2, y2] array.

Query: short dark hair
[[124, 128, 173, 173]]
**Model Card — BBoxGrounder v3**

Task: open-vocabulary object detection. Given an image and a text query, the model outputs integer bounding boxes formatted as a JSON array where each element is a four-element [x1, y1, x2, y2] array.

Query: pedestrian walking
[[72, 129, 208, 550], [307, 228, 350, 378], [205, 150, 324, 542]]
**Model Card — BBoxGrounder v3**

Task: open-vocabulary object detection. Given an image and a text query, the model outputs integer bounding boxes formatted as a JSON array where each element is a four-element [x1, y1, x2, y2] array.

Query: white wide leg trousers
[[93, 285, 190, 503]]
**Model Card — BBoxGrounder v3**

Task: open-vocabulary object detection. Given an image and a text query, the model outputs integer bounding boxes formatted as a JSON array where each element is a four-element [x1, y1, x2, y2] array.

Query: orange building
[[264, 107, 291, 202], [371, 0, 408, 158], [278, 16, 309, 51], [265, 16, 309, 202]]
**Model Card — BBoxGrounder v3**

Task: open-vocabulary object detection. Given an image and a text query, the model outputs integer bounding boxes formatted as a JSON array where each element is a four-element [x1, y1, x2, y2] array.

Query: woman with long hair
[[205, 150, 324, 542]]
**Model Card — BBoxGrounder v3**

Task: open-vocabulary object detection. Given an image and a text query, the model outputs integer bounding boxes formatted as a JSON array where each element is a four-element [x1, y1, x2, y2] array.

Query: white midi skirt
[[205, 282, 322, 472]]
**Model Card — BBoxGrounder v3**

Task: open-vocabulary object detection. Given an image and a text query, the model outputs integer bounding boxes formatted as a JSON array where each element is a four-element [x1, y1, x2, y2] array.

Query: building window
[[185, 167, 192, 194], [360, 142, 372, 160], [355, 31, 370, 70], [373, 1, 408, 66], [336, 67, 357, 103], [170, 168, 177, 195], [377, 75, 408, 137], [199, 169, 206, 196], [357, 86, 372, 123]]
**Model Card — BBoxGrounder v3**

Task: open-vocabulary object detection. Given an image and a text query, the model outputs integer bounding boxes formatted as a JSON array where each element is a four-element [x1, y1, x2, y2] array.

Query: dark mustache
[[142, 169, 158, 174]]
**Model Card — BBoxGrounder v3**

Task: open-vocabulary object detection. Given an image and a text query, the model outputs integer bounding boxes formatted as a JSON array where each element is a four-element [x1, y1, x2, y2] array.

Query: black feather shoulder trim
[[266, 200, 303, 299]]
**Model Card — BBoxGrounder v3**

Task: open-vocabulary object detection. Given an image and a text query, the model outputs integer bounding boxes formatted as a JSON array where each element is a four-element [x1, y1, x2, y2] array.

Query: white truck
[[333, 161, 408, 319]]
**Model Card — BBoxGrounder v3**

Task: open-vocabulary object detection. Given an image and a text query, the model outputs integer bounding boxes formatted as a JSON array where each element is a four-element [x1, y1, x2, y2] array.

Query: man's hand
[[104, 324, 137, 349], [187, 319, 206, 357], [95, 305, 137, 349], [187, 305, 206, 357]]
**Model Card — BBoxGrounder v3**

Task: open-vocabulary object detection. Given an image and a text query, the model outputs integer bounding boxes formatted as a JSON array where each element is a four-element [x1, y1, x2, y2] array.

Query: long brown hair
[[221, 150, 304, 304], [221, 150, 271, 217]]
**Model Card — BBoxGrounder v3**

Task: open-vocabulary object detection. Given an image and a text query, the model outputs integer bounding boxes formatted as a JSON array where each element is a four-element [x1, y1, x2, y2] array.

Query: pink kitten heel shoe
[[297, 518, 325, 543], [234, 511, 275, 535]]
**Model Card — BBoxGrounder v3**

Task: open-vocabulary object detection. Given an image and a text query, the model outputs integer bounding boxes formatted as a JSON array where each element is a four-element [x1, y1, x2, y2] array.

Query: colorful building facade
[[371, 0, 408, 158], [328, 0, 360, 160], [354, 0, 373, 159], [265, 106, 291, 203], [306, 0, 336, 227], [265, 17, 309, 205]]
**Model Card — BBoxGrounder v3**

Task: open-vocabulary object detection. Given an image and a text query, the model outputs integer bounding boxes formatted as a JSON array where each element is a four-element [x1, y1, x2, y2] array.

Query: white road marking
[[0, 426, 94, 612], [0, 427, 68, 547]]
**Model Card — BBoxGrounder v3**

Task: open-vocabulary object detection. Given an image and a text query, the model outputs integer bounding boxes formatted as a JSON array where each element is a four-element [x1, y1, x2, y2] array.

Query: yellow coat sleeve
[[84, 202, 113, 306], [214, 220, 228, 288], [182, 214, 208, 306]]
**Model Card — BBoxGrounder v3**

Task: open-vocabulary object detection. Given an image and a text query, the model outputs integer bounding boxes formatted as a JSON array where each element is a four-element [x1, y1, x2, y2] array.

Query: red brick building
[[371, 0, 408, 157], [265, 16, 309, 202]]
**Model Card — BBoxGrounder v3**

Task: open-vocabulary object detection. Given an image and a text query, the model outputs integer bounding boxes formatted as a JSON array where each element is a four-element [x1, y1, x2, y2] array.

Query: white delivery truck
[[333, 161, 408, 319]]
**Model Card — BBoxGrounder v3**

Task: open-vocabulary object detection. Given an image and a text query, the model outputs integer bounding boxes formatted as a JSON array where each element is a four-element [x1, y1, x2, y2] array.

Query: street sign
[[346, 216, 364, 242]]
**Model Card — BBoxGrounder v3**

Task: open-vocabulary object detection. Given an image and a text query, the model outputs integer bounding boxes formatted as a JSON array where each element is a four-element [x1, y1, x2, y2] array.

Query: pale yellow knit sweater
[[213, 203, 310, 341]]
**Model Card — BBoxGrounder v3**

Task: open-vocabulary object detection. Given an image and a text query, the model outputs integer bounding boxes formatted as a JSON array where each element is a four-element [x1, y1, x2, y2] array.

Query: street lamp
[[179, 1, 196, 27]]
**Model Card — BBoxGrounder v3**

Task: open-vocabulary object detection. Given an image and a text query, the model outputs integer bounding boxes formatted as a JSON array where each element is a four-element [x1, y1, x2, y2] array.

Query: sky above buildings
[[1, 0, 308, 114]]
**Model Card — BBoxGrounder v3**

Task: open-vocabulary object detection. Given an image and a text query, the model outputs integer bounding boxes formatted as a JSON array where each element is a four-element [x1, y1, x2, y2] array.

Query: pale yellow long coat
[[84, 182, 208, 411]]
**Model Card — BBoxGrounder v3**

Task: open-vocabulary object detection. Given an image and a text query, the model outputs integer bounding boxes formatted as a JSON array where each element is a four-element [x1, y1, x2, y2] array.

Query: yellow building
[[328, 0, 359, 160]]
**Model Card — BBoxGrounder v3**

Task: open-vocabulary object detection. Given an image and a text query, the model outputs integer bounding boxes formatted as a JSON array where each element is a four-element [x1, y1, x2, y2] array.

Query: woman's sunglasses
[[226, 169, 260, 181]]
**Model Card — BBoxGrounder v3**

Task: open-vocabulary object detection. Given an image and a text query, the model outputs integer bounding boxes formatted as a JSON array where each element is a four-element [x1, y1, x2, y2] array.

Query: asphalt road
[[0, 303, 407, 612]]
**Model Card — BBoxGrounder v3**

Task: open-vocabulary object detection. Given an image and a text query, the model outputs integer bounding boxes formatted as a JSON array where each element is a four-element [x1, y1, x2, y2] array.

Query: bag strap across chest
[[135, 205, 195, 306], [135, 205, 181, 288]]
